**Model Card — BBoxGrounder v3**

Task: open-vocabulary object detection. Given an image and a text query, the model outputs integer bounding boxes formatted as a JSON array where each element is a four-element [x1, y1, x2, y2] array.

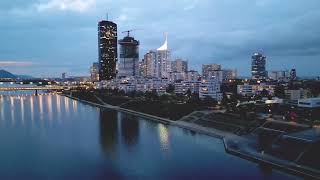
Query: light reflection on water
[[158, 123, 170, 152], [0, 94, 300, 180]]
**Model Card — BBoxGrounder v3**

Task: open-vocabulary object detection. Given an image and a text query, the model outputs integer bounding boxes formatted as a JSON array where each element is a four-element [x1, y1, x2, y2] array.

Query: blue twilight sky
[[0, 0, 319, 77]]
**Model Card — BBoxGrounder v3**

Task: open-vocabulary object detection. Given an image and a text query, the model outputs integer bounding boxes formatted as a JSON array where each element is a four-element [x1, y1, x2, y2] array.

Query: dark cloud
[[0, 0, 319, 77]]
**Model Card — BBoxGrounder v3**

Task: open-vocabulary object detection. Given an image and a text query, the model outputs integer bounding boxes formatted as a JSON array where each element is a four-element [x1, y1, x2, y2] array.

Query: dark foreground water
[[0, 95, 300, 180]]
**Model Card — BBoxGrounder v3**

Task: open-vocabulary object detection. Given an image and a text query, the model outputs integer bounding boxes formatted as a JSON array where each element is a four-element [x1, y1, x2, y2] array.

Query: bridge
[[0, 86, 65, 96], [0, 86, 64, 91]]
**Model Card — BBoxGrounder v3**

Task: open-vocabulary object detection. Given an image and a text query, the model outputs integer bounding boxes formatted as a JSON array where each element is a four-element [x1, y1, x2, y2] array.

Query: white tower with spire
[[157, 33, 168, 51], [156, 33, 171, 78]]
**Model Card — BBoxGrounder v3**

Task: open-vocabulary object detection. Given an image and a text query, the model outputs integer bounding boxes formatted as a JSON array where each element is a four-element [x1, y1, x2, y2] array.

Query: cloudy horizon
[[0, 0, 319, 77]]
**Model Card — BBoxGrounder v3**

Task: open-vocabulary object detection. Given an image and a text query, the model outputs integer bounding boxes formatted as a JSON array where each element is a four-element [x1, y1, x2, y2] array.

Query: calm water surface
[[0, 94, 300, 179]]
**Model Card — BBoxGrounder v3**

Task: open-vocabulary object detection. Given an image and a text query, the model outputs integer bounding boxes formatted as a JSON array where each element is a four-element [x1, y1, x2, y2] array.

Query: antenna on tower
[[106, 13, 109, 21]]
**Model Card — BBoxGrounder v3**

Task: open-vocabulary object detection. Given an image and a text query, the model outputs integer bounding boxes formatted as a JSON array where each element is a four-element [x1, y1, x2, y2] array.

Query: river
[[0, 94, 300, 179]]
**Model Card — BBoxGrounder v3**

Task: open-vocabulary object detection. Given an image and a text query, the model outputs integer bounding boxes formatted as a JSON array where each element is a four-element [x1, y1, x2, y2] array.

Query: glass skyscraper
[[98, 20, 117, 81], [251, 52, 267, 80], [118, 34, 140, 77]]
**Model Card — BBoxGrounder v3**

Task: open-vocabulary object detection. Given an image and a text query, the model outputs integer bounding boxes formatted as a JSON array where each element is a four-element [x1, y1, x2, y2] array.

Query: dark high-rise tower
[[251, 52, 267, 80], [98, 20, 117, 81], [118, 33, 140, 77], [290, 69, 297, 81]]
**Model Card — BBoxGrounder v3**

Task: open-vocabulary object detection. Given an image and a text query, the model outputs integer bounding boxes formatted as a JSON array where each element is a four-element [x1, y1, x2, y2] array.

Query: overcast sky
[[0, 0, 319, 77]]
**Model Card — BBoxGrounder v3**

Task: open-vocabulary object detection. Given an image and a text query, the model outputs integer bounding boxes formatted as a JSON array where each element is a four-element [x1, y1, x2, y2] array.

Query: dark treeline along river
[[0, 92, 300, 179]]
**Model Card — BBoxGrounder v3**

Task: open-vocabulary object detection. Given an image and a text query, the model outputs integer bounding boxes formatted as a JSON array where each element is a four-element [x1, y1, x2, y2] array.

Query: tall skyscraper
[[156, 34, 171, 78], [290, 69, 297, 80], [251, 52, 267, 80], [98, 20, 117, 81], [61, 72, 66, 80], [202, 64, 221, 80], [118, 33, 140, 77]]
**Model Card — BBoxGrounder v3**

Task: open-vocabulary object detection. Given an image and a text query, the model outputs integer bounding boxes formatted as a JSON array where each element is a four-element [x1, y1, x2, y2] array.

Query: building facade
[[168, 71, 186, 82], [222, 69, 237, 81], [208, 70, 223, 82], [156, 35, 171, 78], [285, 89, 310, 105], [90, 62, 100, 82], [98, 20, 118, 81], [298, 98, 320, 108], [237, 83, 275, 96], [118, 35, 140, 77], [143, 51, 157, 77], [290, 69, 297, 81], [202, 64, 222, 80], [175, 81, 200, 94], [268, 70, 289, 81], [251, 53, 267, 80], [199, 80, 223, 101], [171, 59, 188, 73], [186, 70, 201, 81]]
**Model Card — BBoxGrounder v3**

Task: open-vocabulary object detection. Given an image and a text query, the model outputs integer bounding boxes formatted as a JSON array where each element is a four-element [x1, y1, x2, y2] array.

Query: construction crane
[[121, 29, 139, 37]]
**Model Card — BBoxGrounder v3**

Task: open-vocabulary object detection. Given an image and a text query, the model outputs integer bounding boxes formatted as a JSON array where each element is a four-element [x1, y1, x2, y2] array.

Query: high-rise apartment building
[[251, 52, 267, 80], [202, 64, 221, 80], [171, 59, 188, 73], [156, 34, 171, 78], [222, 69, 237, 81], [90, 62, 100, 82], [143, 51, 157, 77], [186, 70, 200, 81], [290, 69, 297, 81]]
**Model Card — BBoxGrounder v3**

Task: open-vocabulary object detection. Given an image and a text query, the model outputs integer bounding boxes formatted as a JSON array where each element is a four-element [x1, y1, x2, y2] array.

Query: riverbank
[[64, 94, 319, 179], [65, 94, 227, 138], [69, 90, 216, 120]]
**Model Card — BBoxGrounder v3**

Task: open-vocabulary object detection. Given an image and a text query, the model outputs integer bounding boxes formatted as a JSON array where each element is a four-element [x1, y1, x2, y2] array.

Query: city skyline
[[0, 0, 319, 77]]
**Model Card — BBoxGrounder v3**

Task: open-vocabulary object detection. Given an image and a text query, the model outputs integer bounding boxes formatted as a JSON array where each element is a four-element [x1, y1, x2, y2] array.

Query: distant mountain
[[0, 69, 16, 79], [0, 69, 34, 79]]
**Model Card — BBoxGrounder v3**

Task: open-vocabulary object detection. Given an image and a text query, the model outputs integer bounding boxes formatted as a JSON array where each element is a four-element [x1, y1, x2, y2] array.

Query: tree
[[127, 90, 137, 97], [187, 92, 200, 104], [186, 89, 192, 98], [274, 85, 286, 98], [118, 90, 126, 96], [261, 89, 269, 97], [160, 94, 170, 102], [145, 90, 159, 100], [201, 96, 217, 107], [166, 84, 175, 94], [221, 93, 229, 106]]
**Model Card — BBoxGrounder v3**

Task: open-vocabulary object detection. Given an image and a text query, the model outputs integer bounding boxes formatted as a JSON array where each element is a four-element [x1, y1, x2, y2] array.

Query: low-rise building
[[237, 83, 275, 96], [199, 80, 222, 101], [285, 89, 310, 105], [174, 81, 200, 94], [168, 71, 186, 82], [99, 76, 168, 95], [298, 98, 320, 108]]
